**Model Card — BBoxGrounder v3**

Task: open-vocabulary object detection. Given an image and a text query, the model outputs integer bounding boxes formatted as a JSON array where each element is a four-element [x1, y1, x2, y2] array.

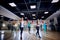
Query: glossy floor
[[0, 30, 60, 40]]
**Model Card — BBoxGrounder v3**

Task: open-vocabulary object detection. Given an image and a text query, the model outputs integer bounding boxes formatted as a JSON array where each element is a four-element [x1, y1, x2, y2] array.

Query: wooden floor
[[42, 31, 60, 40], [0, 30, 60, 40]]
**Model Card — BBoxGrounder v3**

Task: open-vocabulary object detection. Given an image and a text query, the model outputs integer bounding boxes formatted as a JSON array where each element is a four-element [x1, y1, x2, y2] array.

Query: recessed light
[[51, 0, 59, 3], [30, 5, 36, 9], [44, 12, 48, 14], [32, 14, 35, 16], [41, 16, 44, 18], [9, 3, 16, 7], [21, 13, 24, 15]]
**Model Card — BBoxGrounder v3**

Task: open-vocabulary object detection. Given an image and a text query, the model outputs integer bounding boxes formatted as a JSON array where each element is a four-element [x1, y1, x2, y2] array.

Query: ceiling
[[0, 15, 10, 21], [0, 0, 60, 21]]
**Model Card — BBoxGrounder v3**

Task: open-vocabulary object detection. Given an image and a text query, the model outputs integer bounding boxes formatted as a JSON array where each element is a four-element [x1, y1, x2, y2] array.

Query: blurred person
[[36, 19, 41, 38], [12, 21, 19, 40], [43, 21, 47, 33], [40, 24, 42, 31], [27, 20, 31, 33], [0, 21, 3, 30], [30, 20, 34, 34], [12, 21, 16, 40], [7, 21, 12, 30], [40, 20, 43, 31], [12, 21, 16, 31], [40, 20, 43, 37], [13, 21, 19, 31], [19, 17, 24, 40], [24, 21, 27, 31]]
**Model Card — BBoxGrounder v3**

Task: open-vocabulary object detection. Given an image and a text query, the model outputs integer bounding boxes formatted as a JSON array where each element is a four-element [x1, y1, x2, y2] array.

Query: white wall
[[46, 9, 60, 20]]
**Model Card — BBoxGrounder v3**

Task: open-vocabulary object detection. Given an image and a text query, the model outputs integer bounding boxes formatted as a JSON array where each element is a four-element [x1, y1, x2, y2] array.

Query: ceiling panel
[[0, 0, 60, 20]]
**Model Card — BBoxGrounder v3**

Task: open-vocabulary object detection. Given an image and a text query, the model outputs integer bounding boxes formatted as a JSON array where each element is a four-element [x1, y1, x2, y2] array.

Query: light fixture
[[21, 13, 24, 15], [25, 17, 27, 19], [33, 18, 35, 19], [32, 14, 35, 16], [30, 5, 36, 9], [2, 23, 6, 27], [51, 0, 59, 3], [44, 12, 48, 14], [9, 3, 16, 7], [41, 16, 44, 18]]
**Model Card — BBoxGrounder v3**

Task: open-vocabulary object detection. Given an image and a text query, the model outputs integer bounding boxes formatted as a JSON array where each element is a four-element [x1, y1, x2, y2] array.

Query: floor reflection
[[0, 30, 60, 40], [0, 31, 4, 40]]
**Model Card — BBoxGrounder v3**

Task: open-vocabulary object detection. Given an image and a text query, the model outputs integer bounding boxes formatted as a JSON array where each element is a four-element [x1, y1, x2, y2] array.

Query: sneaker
[[20, 37, 22, 40], [39, 36, 41, 38]]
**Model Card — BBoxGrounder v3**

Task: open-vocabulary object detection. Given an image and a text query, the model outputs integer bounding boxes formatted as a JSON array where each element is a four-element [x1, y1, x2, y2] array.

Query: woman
[[27, 20, 31, 33], [19, 17, 24, 39], [43, 21, 47, 33], [36, 19, 41, 38]]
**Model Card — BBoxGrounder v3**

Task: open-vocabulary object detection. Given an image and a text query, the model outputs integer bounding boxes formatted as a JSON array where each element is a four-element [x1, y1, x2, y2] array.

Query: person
[[0, 21, 3, 30], [12, 21, 18, 40], [40, 23, 42, 31], [43, 21, 47, 33], [19, 17, 24, 40], [39, 21, 43, 37], [36, 19, 41, 38], [12, 21, 17, 31], [24, 21, 27, 31], [7, 21, 15, 31], [27, 20, 31, 33], [7, 21, 12, 30]]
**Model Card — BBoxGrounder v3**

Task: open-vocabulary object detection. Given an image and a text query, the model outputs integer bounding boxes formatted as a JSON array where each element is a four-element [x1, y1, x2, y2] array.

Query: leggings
[[20, 27, 23, 37], [36, 26, 39, 35], [28, 27, 30, 32]]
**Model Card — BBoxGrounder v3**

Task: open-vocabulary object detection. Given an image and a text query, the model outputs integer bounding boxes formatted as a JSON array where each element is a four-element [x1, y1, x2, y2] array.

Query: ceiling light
[[33, 18, 35, 19], [9, 3, 16, 7], [44, 12, 48, 14], [30, 5, 36, 9], [21, 13, 24, 15], [25, 17, 27, 19], [41, 16, 44, 18], [51, 0, 59, 3], [32, 14, 35, 16]]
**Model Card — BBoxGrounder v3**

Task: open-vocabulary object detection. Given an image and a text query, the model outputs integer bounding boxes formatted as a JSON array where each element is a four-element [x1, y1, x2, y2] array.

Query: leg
[[29, 27, 30, 33], [21, 27, 23, 37], [37, 29, 39, 35], [36, 27, 38, 35], [37, 27, 41, 38], [20, 27, 23, 40], [29, 27, 30, 32], [20, 28, 22, 37]]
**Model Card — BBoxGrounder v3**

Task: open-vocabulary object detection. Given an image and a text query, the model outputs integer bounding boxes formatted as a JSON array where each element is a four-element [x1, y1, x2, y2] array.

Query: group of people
[[7, 17, 47, 40]]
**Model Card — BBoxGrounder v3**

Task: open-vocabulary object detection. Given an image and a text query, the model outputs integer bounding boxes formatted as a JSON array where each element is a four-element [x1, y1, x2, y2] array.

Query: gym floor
[[0, 30, 60, 40]]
